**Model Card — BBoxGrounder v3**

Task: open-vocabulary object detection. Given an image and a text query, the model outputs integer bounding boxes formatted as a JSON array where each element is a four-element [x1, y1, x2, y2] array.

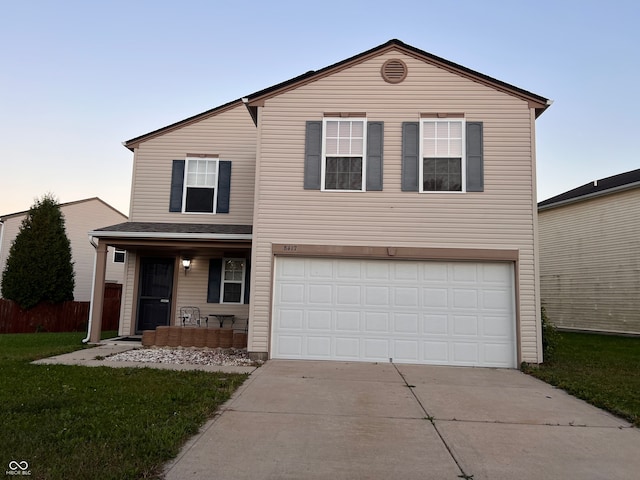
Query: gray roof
[[93, 222, 252, 235], [539, 168, 640, 210]]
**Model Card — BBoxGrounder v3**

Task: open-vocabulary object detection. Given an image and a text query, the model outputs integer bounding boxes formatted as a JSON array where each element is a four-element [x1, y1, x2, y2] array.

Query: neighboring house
[[0, 197, 127, 302], [538, 169, 640, 335], [88, 39, 551, 367]]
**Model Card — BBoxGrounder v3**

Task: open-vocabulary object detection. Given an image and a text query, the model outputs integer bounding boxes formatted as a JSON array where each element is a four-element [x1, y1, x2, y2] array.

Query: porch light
[[182, 258, 191, 273]]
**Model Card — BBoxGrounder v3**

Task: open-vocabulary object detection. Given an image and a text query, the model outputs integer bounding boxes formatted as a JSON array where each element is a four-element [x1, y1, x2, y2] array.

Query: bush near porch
[[523, 331, 640, 427], [0, 332, 247, 479]]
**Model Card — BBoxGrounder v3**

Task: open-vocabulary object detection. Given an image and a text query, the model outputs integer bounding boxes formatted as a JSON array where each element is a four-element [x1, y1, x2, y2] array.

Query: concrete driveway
[[164, 360, 639, 480]]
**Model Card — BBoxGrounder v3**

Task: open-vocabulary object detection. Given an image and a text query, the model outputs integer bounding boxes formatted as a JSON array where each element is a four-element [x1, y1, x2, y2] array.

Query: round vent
[[381, 59, 407, 84]]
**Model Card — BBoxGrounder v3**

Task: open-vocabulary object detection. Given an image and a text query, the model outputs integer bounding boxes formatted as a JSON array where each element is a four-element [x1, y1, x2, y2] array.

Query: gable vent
[[381, 59, 407, 84]]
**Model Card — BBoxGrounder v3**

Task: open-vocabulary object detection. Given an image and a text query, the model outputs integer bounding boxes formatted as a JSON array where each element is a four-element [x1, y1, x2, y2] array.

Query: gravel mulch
[[105, 347, 262, 367]]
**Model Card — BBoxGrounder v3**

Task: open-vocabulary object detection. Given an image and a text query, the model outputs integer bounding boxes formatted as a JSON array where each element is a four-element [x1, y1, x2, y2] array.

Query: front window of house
[[322, 118, 366, 191], [421, 120, 465, 192], [184, 158, 218, 213], [221, 258, 245, 303]]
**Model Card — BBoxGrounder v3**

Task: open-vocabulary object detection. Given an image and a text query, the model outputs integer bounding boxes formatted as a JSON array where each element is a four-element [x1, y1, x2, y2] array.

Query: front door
[[136, 257, 175, 332]]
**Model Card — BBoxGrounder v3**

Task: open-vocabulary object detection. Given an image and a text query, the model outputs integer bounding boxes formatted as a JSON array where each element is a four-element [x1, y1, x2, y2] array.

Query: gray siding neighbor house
[[538, 168, 640, 335]]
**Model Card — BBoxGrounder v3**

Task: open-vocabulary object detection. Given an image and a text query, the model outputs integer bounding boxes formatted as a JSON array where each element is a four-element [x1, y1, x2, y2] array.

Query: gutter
[[82, 235, 99, 344], [88, 231, 252, 241]]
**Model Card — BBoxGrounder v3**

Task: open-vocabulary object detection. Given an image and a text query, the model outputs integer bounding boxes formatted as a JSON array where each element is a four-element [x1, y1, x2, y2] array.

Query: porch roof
[[90, 222, 252, 240]]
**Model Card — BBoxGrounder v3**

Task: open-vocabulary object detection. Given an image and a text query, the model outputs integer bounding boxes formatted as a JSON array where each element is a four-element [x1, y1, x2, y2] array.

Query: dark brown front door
[[136, 258, 174, 332]]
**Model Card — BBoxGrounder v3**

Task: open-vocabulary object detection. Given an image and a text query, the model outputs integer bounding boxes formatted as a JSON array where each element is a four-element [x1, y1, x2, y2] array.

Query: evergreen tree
[[1, 194, 75, 309]]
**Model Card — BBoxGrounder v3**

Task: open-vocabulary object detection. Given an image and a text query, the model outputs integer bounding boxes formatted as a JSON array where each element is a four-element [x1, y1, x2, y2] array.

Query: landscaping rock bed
[[106, 347, 261, 367]]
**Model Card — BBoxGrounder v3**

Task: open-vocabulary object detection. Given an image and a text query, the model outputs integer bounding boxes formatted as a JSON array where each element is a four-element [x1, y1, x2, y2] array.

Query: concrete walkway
[[164, 360, 639, 480]]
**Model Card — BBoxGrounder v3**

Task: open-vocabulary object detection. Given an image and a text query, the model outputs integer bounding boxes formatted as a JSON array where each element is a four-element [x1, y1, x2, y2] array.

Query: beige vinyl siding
[[1, 199, 127, 302], [539, 188, 640, 334], [130, 104, 256, 224], [250, 50, 541, 362]]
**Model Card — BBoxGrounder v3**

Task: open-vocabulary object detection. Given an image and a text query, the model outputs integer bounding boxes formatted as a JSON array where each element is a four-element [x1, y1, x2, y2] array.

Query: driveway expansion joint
[[393, 362, 473, 480]]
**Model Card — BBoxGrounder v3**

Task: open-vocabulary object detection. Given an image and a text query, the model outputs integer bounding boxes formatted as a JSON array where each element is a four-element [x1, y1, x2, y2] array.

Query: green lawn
[[523, 331, 640, 427], [0, 332, 248, 480]]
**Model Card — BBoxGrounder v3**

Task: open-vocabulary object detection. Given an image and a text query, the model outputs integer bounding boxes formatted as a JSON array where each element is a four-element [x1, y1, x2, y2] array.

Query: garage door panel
[[424, 314, 448, 335], [364, 311, 389, 332], [364, 338, 390, 359], [308, 310, 332, 330], [393, 313, 419, 333], [453, 289, 478, 308], [337, 285, 360, 304], [393, 339, 419, 362], [365, 286, 389, 306], [453, 315, 479, 336], [423, 288, 448, 307], [307, 337, 332, 357], [335, 337, 360, 358], [279, 309, 304, 329], [273, 257, 515, 367], [308, 283, 332, 304]]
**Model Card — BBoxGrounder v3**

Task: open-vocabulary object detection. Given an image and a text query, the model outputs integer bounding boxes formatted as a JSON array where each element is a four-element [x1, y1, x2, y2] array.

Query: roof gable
[[539, 168, 640, 210], [244, 39, 550, 118], [123, 39, 551, 149]]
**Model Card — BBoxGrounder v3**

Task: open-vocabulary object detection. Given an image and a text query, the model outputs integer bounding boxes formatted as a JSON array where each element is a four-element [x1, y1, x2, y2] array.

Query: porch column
[[89, 239, 108, 343]]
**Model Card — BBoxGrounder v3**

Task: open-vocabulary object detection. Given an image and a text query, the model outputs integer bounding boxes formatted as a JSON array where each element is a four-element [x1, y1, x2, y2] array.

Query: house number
[[283, 245, 298, 252]]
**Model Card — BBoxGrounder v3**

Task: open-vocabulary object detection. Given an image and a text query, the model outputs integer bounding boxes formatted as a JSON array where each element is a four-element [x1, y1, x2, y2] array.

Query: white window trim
[[113, 248, 126, 263], [220, 258, 246, 304], [320, 117, 367, 192], [419, 119, 466, 193], [182, 157, 220, 214]]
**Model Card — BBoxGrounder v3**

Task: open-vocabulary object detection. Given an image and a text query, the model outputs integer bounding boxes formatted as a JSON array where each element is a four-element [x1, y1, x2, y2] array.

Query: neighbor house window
[[221, 258, 245, 303], [183, 158, 218, 213], [420, 120, 465, 192], [113, 248, 126, 263], [322, 118, 366, 191]]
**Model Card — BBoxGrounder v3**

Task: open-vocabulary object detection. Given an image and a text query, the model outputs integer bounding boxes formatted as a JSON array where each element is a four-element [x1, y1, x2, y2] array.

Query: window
[[183, 158, 218, 213], [221, 258, 245, 304], [322, 118, 366, 191], [113, 248, 126, 263], [420, 120, 465, 192]]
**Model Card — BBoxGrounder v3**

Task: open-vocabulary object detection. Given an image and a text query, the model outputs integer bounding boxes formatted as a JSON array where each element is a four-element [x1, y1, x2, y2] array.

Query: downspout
[[0, 220, 5, 291], [82, 235, 99, 343]]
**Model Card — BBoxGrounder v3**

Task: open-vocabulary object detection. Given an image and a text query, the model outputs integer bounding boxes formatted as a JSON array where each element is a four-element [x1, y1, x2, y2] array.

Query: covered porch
[[87, 222, 252, 344]]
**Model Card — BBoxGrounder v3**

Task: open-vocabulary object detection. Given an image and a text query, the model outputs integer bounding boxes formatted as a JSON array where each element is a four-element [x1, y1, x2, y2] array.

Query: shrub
[[541, 305, 561, 363]]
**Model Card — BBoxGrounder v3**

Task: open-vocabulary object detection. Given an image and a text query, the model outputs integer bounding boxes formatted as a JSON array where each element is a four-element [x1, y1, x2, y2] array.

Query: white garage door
[[272, 257, 516, 367]]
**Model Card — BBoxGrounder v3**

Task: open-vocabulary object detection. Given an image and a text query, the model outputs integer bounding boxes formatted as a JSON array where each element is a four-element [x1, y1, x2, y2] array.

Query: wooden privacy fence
[[0, 283, 122, 334]]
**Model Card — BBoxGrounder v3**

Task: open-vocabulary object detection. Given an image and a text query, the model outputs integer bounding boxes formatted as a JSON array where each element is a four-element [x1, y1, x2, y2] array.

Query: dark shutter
[[401, 122, 419, 191], [466, 122, 484, 192], [207, 259, 222, 303], [243, 258, 251, 305], [304, 121, 322, 190], [216, 160, 231, 213], [169, 160, 185, 212], [366, 121, 384, 191]]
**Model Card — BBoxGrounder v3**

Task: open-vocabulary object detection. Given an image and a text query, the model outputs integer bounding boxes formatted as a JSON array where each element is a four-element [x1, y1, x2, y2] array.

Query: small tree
[[1, 194, 75, 309]]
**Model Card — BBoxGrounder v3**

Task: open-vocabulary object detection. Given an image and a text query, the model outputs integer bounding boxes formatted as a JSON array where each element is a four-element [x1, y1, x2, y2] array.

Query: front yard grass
[[522, 331, 640, 427], [0, 332, 248, 479]]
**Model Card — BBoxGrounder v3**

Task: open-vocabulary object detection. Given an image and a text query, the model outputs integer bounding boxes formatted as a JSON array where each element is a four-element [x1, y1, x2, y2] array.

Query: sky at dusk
[[1, 0, 638, 216]]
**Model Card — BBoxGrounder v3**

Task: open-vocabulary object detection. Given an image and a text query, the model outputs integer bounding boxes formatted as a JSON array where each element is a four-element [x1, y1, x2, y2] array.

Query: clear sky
[[1, 0, 638, 216]]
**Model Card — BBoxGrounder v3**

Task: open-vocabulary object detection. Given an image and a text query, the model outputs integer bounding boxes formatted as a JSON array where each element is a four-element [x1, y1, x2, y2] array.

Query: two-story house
[[88, 39, 550, 367]]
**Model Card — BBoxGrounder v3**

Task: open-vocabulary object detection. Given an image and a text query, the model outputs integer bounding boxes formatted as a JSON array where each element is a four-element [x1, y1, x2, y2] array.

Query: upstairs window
[[183, 158, 218, 213], [322, 118, 366, 191], [420, 120, 465, 192]]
